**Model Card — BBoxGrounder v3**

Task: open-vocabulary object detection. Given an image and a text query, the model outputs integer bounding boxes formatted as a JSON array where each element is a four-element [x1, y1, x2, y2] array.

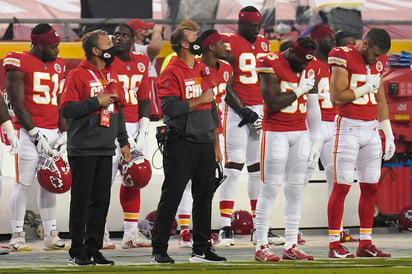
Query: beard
[[289, 60, 303, 73], [319, 42, 333, 58], [42, 53, 57, 62]]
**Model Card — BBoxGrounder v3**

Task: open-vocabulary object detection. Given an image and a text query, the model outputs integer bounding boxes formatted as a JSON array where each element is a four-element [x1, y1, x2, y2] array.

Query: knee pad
[[284, 176, 306, 201], [260, 177, 282, 201]]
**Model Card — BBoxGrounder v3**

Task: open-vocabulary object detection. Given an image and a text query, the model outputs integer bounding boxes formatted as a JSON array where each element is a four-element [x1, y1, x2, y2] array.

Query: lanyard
[[87, 69, 111, 87]]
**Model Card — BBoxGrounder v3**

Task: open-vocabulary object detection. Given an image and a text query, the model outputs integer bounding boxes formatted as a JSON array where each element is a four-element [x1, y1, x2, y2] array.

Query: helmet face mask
[[119, 150, 152, 188], [36, 154, 71, 194]]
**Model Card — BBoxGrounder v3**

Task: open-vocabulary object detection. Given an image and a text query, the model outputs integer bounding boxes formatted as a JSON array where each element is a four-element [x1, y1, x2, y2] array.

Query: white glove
[[379, 119, 396, 161], [252, 114, 263, 131], [53, 131, 67, 154], [1, 120, 18, 154], [28, 127, 52, 155], [134, 117, 150, 153], [308, 139, 321, 169], [293, 70, 315, 98], [353, 66, 381, 98]]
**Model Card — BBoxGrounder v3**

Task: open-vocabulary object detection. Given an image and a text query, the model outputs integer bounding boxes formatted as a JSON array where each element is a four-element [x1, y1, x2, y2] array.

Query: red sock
[[219, 200, 234, 219], [250, 199, 257, 219], [328, 183, 351, 231], [358, 183, 379, 247], [120, 185, 140, 222]]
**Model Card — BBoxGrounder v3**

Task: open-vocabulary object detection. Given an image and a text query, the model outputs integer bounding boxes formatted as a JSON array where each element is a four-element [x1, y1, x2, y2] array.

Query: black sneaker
[[151, 253, 175, 264], [91, 251, 114, 266], [189, 248, 227, 263], [68, 256, 93, 266]]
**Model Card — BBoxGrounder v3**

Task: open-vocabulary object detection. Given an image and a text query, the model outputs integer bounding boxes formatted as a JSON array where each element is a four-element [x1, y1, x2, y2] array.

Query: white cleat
[[217, 226, 235, 247], [121, 229, 151, 248], [0, 245, 11, 255], [9, 231, 32, 252], [102, 229, 115, 249], [43, 230, 66, 250]]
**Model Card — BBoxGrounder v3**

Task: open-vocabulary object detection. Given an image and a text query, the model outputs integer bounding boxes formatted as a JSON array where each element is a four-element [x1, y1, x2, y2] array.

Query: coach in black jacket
[[60, 29, 131, 266]]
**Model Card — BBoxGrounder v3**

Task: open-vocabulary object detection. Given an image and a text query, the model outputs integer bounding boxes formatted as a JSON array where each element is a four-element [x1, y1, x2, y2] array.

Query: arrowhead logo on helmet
[[36, 154, 71, 194], [119, 150, 152, 188]]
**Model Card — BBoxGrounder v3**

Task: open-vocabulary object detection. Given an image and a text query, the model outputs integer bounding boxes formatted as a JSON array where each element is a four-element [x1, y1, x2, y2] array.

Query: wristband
[[353, 84, 370, 99], [292, 87, 306, 98]]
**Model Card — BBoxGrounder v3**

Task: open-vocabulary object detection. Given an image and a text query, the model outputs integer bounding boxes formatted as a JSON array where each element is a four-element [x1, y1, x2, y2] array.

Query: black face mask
[[143, 34, 151, 45], [189, 38, 203, 55], [98, 46, 116, 66]]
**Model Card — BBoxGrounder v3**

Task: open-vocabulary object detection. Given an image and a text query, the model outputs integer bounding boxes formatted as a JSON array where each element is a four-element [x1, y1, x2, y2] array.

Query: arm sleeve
[[211, 101, 219, 129], [62, 98, 101, 119], [306, 93, 322, 140], [161, 96, 189, 118], [117, 107, 129, 148]]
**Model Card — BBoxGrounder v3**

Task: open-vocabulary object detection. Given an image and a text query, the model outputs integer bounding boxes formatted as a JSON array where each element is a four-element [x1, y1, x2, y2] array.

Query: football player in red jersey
[[102, 24, 152, 249], [307, 24, 358, 243], [218, 5, 278, 247], [327, 28, 394, 258], [3, 24, 67, 252], [254, 37, 317, 261], [175, 29, 234, 248]]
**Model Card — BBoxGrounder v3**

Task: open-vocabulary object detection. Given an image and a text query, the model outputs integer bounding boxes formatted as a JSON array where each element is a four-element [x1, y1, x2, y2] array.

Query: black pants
[[68, 155, 112, 258], [152, 135, 215, 255]]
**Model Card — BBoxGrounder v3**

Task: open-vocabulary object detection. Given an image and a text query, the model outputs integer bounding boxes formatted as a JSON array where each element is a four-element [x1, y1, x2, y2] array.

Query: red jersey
[[256, 52, 307, 132], [60, 59, 120, 115], [205, 59, 233, 132], [158, 57, 212, 111], [3, 51, 65, 129], [222, 33, 270, 106], [328, 45, 387, 121], [305, 57, 337, 122], [111, 52, 150, 123]]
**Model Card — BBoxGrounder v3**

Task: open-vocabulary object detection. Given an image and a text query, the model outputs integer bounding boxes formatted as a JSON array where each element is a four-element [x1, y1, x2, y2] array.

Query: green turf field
[[1, 259, 412, 274]]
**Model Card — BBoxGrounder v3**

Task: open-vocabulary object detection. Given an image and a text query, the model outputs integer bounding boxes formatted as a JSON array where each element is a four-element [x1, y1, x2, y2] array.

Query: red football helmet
[[398, 205, 412, 232], [103, 81, 126, 106], [145, 210, 178, 236], [119, 150, 152, 188], [231, 210, 254, 235], [36, 154, 71, 194]]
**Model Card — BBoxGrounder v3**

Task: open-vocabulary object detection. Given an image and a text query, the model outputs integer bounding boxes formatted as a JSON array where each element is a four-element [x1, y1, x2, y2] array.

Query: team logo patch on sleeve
[[376, 61, 384, 72], [137, 62, 146, 72], [261, 42, 268, 52], [223, 71, 230, 82], [54, 63, 61, 73]]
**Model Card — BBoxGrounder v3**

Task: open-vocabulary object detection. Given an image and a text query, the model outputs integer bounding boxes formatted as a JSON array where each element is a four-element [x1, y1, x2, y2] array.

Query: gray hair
[[82, 29, 108, 58]]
